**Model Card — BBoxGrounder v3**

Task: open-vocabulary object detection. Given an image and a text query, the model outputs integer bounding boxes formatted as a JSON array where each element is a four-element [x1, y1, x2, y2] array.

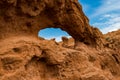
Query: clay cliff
[[0, 0, 120, 80]]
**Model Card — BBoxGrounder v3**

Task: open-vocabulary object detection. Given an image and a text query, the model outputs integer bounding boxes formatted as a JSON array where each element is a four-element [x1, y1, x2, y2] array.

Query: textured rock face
[[0, 0, 120, 80], [0, 0, 103, 47], [0, 37, 113, 80], [104, 29, 120, 51]]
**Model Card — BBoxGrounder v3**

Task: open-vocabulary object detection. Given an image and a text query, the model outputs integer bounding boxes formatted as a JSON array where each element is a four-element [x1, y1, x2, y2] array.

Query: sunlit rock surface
[[0, 0, 120, 80]]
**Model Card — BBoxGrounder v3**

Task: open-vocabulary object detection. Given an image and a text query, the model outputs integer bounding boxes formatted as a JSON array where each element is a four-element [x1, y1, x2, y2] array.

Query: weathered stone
[[0, 0, 103, 47], [0, 0, 120, 80]]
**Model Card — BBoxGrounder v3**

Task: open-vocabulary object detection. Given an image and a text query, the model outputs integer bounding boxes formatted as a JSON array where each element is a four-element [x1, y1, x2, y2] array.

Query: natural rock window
[[38, 28, 71, 42]]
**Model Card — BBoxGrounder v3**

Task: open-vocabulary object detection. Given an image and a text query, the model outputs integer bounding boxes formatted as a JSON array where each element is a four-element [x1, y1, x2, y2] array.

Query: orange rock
[[0, 0, 120, 80], [0, 0, 103, 47]]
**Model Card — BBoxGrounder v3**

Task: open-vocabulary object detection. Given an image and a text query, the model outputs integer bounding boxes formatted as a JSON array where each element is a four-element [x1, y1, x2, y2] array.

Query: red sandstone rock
[[0, 0, 120, 80], [0, 0, 103, 47]]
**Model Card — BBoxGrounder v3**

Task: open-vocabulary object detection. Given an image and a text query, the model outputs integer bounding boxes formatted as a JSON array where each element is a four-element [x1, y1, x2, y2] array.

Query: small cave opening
[[38, 28, 71, 42]]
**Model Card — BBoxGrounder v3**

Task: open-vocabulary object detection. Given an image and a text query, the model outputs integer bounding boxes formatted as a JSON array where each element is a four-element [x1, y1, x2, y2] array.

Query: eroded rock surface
[[0, 0, 120, 80], [0, 37, 114, 80], [0, 0, 103, 47], [104, 29, 120, 51]]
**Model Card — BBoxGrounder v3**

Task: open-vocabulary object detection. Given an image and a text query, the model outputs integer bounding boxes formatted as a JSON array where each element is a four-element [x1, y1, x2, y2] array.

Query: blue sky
[[39, 0, 120, 41], [79, 0, 120, 33], [39, 28, 70, 41]]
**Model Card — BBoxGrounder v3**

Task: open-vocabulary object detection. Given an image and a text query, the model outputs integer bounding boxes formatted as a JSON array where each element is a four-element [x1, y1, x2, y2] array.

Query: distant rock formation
[[104, 29, 120, 52]]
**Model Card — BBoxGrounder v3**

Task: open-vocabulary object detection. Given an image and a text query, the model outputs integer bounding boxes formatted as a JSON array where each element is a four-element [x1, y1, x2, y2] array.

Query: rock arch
[[0, 0, 103, 47]]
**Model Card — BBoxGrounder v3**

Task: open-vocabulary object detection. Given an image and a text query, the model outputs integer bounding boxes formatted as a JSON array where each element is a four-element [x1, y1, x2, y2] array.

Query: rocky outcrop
[[0, 0, 103, 47], [1, 36, 120, 80], [60, 30, 120, 80], [104, 29, 120, 51], [0, 37, 114, 80], [60, 37, 74, 48], [0, 0, 120, 80]]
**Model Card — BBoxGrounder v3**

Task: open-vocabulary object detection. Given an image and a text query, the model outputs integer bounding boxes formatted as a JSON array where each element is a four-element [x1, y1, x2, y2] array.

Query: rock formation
[[0, 0, 103, 47], [0, 0, 120, 80], [104, 29, 120, 51]]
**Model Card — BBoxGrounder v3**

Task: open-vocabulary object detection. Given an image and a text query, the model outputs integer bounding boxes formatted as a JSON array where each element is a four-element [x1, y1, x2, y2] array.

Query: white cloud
[[43, 35, 71, 42], [91, 0, 120, 17], [93, 14, 120, 34], [103, 14, 112, 18], [56, 36, 71, 42], [91, 0, 120, 33], [101, 23, 120, 34]]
